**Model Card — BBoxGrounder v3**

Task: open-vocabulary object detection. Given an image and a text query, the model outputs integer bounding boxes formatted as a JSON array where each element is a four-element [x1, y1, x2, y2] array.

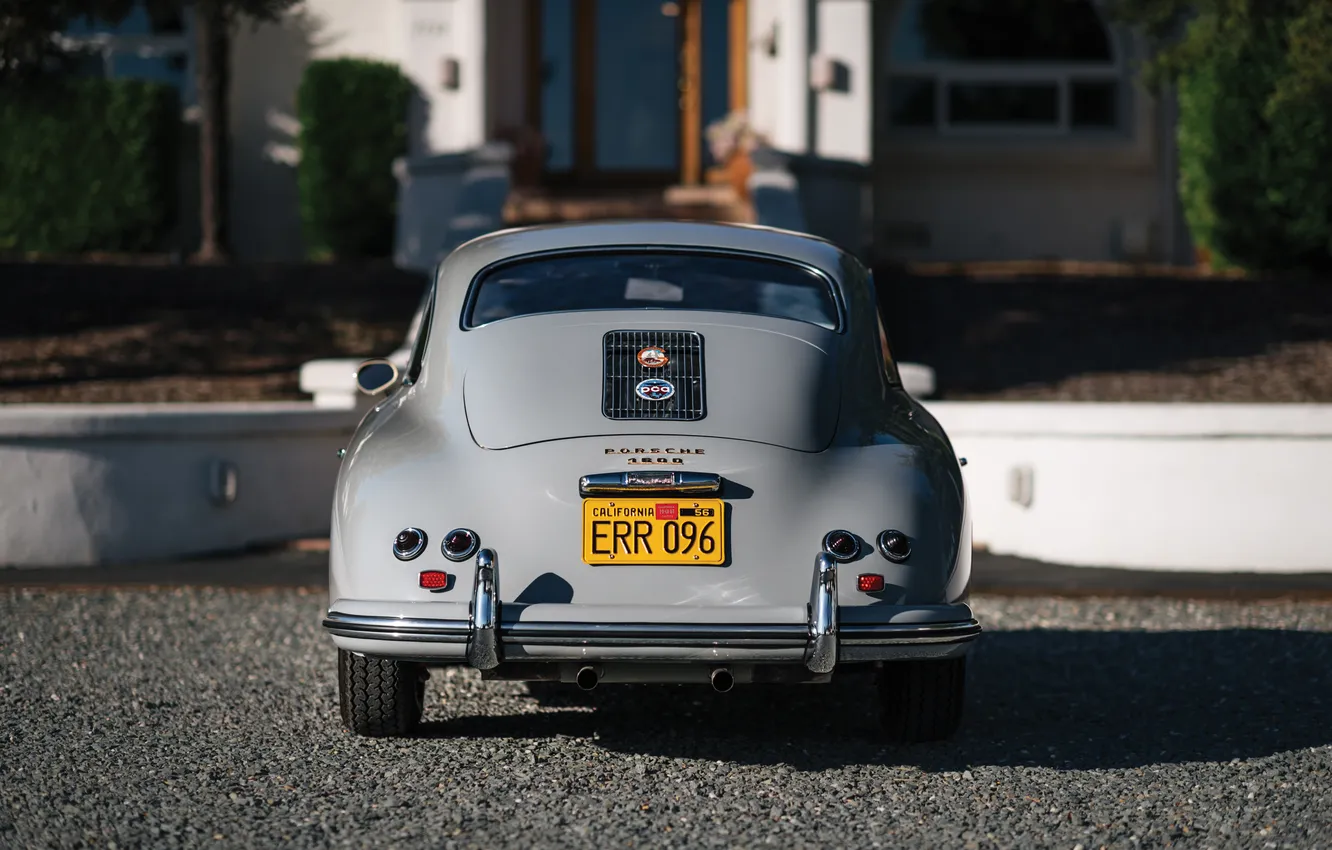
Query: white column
[[747, 0, 810, 154], [812, 0, 871, 163], [402, 0, 487, 154]]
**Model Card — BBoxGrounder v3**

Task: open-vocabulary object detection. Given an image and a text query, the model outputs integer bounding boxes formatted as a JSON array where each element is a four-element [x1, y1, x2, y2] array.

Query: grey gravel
[[3, 588, 1332, 849]]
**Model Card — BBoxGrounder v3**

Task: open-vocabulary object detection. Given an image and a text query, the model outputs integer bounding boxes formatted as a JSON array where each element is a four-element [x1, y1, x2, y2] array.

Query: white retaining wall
[[928, 402, 1332, 572], [6, 397, 1327, 573], [0, 404, 361, 568]]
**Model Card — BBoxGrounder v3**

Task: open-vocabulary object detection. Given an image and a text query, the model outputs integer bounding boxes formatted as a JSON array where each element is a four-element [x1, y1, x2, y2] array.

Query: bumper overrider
[[323, 549, 981, 673]]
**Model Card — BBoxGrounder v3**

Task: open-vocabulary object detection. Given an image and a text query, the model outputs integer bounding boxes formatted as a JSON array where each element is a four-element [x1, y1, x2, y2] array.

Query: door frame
[[524, 0, 748, 187]]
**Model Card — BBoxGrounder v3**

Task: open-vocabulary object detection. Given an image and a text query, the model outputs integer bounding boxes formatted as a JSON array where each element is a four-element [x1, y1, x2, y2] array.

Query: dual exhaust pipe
[[574, 666, 734, 693]]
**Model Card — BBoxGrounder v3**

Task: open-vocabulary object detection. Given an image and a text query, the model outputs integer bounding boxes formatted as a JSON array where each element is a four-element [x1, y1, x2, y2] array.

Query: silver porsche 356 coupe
[[324, 221, 979, 741]]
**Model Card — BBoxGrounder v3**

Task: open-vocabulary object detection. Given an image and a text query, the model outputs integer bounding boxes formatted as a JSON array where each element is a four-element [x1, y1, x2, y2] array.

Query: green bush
[[297, 58, 414, 260], [1172, 2, 1332, 272], [0, 78, 179, 254]]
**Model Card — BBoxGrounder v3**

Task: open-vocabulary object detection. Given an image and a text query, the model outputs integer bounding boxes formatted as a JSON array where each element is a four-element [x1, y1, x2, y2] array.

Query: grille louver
[[603, 330, 706, 421]]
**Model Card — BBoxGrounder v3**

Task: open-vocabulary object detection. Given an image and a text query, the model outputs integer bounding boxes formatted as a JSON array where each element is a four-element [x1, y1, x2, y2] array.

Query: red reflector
[[857, 574, 885, 593], [419, 570, 449, 590]]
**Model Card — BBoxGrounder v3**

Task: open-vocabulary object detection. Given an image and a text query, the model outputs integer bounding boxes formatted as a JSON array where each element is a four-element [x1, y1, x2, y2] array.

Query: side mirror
[[355, 359, 401, 396]]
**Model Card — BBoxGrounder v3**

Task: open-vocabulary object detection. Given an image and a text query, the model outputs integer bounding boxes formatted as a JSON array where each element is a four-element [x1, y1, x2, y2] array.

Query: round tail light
[[877, 530, 912, 562], [393, 527, 427, 561], [441, 528, 479, 562], [822, 530, 860, 562]]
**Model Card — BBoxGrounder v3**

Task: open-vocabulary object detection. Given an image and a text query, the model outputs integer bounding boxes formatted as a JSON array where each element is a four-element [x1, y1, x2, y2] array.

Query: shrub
[[297, 58, 415, 260], [1177, 5, 1332, 272], [0, 78, 179, 254], [1125, 0, 1332, 272]]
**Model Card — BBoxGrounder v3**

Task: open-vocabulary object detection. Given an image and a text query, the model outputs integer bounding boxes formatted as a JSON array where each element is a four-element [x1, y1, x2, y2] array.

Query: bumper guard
[[323, 548, 981, 671]]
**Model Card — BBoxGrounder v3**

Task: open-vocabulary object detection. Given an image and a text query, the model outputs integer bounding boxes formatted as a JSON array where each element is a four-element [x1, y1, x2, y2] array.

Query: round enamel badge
[[637, 347, 670, 368], [634, 378, 676, 402]]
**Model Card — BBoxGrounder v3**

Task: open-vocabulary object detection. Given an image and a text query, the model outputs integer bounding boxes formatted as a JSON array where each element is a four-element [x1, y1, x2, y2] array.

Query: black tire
[[338, 649, 427, 737], [877, 656, 966, 743]]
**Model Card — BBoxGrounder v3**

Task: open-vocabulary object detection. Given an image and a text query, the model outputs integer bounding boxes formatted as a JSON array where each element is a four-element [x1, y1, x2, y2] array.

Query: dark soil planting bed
[[0, 262, 426, 404], [1, 261, 1329, 404], [877, 269, 1332, 403]]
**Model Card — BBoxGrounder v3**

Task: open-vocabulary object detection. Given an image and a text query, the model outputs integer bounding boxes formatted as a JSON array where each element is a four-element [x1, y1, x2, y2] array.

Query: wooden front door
[[528, 0, 745, 187]]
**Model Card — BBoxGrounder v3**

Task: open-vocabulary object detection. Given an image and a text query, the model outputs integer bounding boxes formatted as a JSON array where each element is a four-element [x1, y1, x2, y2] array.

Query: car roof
[[436, 220, 854, 291]]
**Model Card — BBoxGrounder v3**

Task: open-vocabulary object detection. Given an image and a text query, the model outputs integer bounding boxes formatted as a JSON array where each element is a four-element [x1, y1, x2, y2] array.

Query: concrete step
[[503, 186, 753, 227]]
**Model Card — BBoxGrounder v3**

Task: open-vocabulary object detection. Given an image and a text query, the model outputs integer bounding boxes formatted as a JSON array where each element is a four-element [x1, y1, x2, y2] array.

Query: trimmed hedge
[[0, 78, 179, 254], [297, 58, 414, 260], [1175, 2, 1332, 273]]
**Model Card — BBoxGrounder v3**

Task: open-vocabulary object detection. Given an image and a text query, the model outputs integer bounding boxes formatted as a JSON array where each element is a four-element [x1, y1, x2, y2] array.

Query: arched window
[[886, 0, 1122, 134]]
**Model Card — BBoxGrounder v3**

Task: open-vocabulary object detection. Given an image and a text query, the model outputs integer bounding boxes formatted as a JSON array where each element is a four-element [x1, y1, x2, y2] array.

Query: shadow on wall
[[407, 82, 432, 161], [421, 628, 1332, 772], [228, 7, 325, 261], [872, 271, 1332, 401]]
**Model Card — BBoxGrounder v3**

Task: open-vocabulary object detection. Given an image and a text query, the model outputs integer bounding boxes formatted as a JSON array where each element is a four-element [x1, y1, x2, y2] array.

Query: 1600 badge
[[604, 447, 705, 466]]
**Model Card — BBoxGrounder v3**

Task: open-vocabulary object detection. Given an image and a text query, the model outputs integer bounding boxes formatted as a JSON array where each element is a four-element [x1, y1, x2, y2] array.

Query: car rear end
[[324, 224, 979, 740]]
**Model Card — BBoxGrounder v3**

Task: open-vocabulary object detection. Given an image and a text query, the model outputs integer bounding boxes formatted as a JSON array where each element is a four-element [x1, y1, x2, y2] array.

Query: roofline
[[450, 219, 847, 257]]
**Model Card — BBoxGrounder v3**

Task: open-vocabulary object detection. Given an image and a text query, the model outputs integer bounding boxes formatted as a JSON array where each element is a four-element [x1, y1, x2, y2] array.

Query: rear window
[[465, 251, 840, 330]]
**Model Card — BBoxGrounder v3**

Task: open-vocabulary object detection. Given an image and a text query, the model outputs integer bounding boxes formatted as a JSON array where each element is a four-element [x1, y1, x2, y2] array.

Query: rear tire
[[338, 649, 427, 737], [877, 656, 966, 743]]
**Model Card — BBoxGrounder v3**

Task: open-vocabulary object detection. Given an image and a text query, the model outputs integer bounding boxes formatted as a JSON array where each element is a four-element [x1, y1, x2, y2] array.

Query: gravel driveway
[[3, 587, 1331, 849]]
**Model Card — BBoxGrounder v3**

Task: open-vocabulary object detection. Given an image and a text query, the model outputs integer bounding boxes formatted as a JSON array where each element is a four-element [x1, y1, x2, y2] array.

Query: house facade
[[74, 0, 1191, 265], [871, 0, 1190, 265]]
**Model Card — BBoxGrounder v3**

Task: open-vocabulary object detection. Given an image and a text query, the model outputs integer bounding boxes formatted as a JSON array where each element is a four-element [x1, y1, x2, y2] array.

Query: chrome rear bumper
[[322, 549, 981, 669]]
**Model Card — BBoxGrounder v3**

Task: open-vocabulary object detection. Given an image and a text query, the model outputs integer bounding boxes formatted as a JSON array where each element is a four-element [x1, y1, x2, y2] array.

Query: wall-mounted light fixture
[[809, 54, 852, 93], [753, 20, 779, 58], [441, 57, 460, 91]]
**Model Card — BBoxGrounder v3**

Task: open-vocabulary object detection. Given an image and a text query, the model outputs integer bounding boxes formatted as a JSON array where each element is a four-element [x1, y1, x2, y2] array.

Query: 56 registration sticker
[[581, 499, 725, 565]]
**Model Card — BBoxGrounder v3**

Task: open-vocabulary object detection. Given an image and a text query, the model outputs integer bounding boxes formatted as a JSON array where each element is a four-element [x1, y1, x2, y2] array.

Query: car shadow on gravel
[[425, 628, 1332, 771]]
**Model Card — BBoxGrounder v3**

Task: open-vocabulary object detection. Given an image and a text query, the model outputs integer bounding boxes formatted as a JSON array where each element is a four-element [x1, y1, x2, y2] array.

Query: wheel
[[337, 649, 427, 737], [877, 656, 966, 743]]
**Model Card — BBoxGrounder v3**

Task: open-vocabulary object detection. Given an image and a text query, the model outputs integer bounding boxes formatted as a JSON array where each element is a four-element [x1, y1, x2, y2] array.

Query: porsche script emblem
[[635, 378, 675, 402], [637, 347, 669, 368]]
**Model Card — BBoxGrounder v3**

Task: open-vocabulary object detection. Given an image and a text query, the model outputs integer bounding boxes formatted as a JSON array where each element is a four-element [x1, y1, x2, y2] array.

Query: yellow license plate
[[582, 498, 725, 565]]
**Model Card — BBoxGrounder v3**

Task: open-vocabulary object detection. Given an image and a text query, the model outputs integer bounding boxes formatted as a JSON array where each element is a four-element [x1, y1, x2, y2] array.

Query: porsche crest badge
[[637, 347, 669, 368]]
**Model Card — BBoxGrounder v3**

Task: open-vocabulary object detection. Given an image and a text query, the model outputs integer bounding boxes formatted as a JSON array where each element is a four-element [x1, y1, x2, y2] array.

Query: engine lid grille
[[603, 330, 706, 421]]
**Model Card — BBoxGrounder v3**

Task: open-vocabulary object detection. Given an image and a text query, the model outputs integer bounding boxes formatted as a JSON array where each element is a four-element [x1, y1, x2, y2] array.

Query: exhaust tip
[[710, 668, 734, 693], [575, 666, 599, 691]]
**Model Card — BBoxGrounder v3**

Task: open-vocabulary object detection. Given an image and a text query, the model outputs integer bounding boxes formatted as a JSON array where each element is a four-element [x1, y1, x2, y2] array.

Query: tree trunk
[[194, 0, 231, 262]]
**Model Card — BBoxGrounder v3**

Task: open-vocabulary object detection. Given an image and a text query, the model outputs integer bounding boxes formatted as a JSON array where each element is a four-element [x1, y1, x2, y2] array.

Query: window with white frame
[[886, 0, 1122, 135]]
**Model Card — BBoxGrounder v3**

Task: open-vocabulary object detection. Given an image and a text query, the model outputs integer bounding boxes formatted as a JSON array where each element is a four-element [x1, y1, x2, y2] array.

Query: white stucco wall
[[402, 0, 487, 154], [870, 1, 1175, 264], [877, 153, 1162, 262], [748, 0, 810, 154], [305, 0, 404, 60], [748, 0, 872, 162], [812, 0, 871, 163], [229, 0, 493, 259], [928, 403, 1332, 572], [230, 0, 406, 260]]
